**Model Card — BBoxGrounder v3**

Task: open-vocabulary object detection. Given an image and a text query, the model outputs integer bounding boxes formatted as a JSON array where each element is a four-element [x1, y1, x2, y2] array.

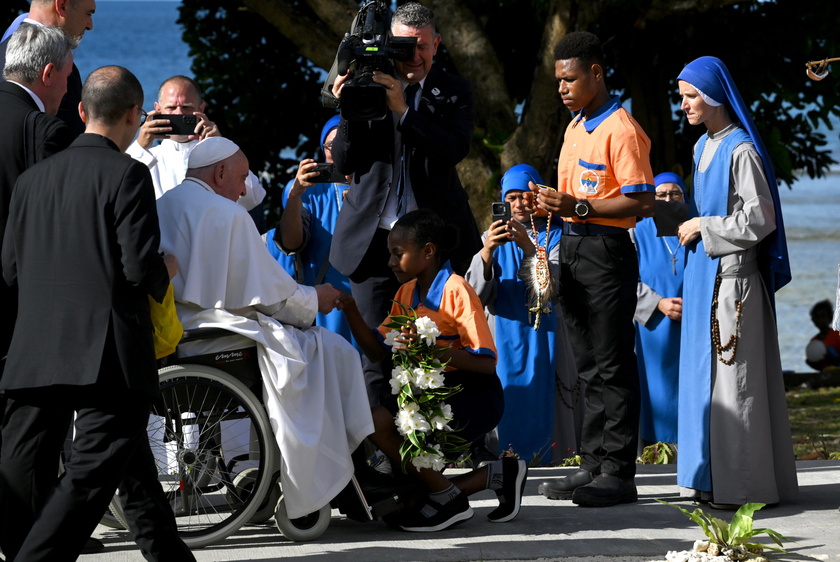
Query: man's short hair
[[82, 65, 143, 126], [157, 75, 203, 104], [3, 23, 77, 84], [554, 31, 605, 69], [392, 2, 436, 35]]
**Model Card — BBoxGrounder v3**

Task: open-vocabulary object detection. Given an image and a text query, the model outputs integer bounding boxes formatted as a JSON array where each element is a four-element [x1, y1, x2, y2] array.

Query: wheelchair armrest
[[180, 327, 236, 344]]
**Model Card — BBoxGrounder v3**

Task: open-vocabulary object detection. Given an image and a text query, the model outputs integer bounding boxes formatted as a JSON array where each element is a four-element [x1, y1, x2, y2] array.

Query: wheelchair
[[109, 327, 418, 548]]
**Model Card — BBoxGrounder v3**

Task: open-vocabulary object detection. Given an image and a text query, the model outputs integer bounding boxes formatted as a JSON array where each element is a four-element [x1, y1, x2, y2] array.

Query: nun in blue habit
[[465, 164, 582, 465], [632, 172, 687, 445], [266, 115, 358, 348], [675, 56, 797, 506]]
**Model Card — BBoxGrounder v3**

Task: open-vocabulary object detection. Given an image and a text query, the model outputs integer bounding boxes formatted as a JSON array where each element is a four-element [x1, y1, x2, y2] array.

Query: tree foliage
[[178, 0, 840, 225]]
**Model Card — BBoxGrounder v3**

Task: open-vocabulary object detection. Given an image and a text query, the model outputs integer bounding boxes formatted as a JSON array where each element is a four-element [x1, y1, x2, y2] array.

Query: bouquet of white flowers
[[383, 302, 467, 471]]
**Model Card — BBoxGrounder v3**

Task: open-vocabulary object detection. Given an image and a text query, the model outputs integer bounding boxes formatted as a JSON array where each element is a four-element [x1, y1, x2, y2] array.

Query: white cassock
[[156, 178, 373, 518], [127, 138, 266, 210]]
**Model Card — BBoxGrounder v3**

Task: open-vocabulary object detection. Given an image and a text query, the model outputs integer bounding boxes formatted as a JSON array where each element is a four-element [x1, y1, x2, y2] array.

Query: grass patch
[[786, 385, 840, 459]]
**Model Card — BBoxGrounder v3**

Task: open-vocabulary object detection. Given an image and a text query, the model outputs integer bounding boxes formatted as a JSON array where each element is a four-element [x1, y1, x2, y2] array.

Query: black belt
[[563, 222, 627, 236]]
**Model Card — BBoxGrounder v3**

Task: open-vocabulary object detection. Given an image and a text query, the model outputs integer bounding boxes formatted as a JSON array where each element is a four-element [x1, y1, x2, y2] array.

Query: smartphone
[[310, 163, 347, 184], [491, 201, 511, 223], [151, 114, 199, 136]]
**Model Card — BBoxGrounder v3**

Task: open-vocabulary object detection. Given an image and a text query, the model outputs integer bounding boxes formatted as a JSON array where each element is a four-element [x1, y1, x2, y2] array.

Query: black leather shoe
[[571, 473, 637, 507], [538, 468, 594, 500], [708, 502, 740, 510]]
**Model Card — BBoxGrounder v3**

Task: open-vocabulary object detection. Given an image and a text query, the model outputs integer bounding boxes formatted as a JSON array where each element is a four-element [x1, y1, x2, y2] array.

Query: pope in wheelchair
[[155, 137, 374, 525]]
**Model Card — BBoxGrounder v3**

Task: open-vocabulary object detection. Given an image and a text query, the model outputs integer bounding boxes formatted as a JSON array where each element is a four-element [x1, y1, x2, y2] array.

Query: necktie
[[397, 83, 420, 216], [404, 82, 420, 111]]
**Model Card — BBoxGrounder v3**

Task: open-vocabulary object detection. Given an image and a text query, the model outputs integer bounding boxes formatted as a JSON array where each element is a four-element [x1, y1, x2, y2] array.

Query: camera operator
[[328, 2, 481, 407]]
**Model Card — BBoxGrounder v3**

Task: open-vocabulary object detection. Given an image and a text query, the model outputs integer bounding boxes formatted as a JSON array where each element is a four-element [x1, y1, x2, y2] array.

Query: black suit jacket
[[0, 35, 85, 138], [0, 80, 72, 365], [330, 66, 481, 276], [1, 134, 169, 395]]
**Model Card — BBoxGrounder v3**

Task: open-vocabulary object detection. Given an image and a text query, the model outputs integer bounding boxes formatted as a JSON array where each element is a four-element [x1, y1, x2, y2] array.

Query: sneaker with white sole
[[399, 491, 474, 532], [488, 458, 528, 522]]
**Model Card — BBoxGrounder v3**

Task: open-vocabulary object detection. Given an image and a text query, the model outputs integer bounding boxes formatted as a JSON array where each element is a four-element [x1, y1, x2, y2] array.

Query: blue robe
[[678, 128, 748, 492], [267, 181, 356, 346], [634, 217, 684, 444], [481, 218, 563, 465]]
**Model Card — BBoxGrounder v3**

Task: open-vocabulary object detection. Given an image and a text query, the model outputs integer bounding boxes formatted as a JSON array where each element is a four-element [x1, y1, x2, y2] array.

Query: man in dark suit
[[0, 65, 194, 561], [0, 0, 96, 137], [329, 2, 481, 405], [0, 23, 74, 374]]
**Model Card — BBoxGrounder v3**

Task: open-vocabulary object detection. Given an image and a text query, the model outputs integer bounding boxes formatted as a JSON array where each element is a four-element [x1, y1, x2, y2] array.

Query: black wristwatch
[[574, 198, 591, 218]]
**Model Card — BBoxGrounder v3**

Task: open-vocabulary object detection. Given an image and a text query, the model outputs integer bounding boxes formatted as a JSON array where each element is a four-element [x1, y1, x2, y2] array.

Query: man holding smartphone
[[126, 74, 266, 211]]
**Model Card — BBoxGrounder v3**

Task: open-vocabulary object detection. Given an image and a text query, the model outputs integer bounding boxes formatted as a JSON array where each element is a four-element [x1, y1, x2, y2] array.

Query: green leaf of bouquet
[[407, 431, 425, 449]]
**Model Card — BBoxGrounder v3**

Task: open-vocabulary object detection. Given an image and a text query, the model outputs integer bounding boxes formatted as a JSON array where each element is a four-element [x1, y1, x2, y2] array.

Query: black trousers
[[559, 232, 641, 478], [0, 383, 194, 562]]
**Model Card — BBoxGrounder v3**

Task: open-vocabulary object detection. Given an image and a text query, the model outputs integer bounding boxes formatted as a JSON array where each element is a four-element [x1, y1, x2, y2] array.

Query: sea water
[[23, 0, 840, 373]]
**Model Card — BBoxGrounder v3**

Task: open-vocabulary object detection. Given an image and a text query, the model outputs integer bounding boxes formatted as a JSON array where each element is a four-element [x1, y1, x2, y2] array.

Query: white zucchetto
[[188, 137, 241, 169]]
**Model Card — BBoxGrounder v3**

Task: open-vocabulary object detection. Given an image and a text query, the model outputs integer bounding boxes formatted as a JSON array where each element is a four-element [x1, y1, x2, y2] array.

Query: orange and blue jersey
[[377, 261, 497, 369], [557, 95, 654, 230]]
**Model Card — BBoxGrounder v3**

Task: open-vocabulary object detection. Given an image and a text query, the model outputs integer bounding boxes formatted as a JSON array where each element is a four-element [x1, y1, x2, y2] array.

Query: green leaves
[[656, 500, 789, 554]]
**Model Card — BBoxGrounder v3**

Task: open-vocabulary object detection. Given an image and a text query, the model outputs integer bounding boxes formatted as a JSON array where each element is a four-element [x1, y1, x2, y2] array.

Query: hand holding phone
[[310, 163, 348, 184], [491, 201, 511, 223], [151, 114, 199, 136]]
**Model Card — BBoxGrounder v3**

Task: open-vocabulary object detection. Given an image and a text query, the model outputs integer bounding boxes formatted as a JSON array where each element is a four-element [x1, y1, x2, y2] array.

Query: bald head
[[82, 65, 143, 126], [157, 75, 203, 107]]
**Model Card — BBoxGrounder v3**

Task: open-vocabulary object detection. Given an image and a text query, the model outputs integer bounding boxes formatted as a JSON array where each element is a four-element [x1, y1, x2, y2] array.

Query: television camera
[[321, 1, 417, 121]]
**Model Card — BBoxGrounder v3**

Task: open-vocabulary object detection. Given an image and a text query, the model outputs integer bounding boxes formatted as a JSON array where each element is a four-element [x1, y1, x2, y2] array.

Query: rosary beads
[[710, 274, 742, 365]]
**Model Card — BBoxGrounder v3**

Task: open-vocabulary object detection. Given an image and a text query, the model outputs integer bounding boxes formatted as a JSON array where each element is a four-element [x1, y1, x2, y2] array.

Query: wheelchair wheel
[[274, 496, 331, 542], [149, 364, 278, 548]]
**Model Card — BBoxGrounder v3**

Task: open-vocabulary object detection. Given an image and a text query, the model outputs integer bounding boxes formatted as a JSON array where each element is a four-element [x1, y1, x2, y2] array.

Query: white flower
[[384, 329, 407, 351], [391, 366, 412, 386], [413, 367, 445, 390], [430, 402, 453, 431], [429, 415, 451, 431], [411, 445, 446, 471], [389, 377, 403, 395], [395, 402, 431, 436], [414, 316, 440, 347]]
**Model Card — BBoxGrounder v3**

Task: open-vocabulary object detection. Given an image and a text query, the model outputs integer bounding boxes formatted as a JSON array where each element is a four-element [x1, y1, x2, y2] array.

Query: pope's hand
[[315, 283, 342, 314]]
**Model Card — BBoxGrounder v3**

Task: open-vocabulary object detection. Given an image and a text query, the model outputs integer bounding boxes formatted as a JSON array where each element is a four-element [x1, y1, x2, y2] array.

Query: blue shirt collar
[[413, 261, 453, 311], [575, 95, 622, 132]]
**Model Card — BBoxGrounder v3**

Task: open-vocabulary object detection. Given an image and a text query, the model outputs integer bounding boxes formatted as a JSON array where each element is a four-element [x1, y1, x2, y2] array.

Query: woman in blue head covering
[[675, 57, 797, 507], [265, 114, 358, 346], [632, 172, 687, 447], [464, 164, 581, 465]]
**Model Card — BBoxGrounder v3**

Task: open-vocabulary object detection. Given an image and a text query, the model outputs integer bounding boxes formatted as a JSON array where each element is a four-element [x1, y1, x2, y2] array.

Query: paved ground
[[83, 460, 840, 562]]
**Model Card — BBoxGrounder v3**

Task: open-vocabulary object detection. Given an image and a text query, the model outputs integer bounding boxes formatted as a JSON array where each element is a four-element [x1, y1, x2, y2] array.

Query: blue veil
[[677, 56, 791, 295]]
